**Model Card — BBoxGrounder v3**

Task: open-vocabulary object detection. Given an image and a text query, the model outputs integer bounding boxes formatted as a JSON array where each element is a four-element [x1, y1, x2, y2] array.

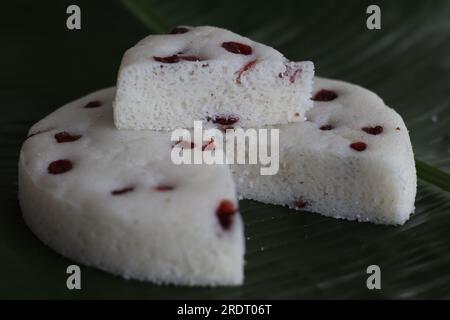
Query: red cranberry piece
[[350, 142, 367, 152], [174, 140, 195, 149], [154, 185, 174, 192], [320, 124, 333, 131], [212, 115, 239, 126], [288, 68, 302, 84], [84, 101, 102, 108], [216, 199, 237, 230], [279, 65, 302, 83], [54, 131, 82, 143], [294, 198, 310, 209], [222, 42, 253, 55], [235, 59, 257, 84], [48, 159, 73, 175], [362, 125, 383, 135], [154, 55, 181, 63], [202, 139, 215, 151], [312, 89, 338, 101], [180, 56, 201, 62], [169, 27, 189, 34], [111, 186, 135, 195], [154, 55, 201, 63]]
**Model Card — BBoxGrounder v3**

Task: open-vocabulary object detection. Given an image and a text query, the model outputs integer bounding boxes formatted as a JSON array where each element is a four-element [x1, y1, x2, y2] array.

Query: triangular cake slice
[[113, 26, 314, 130], [232, 77, 417, 225], [19, 88, 244, 286]]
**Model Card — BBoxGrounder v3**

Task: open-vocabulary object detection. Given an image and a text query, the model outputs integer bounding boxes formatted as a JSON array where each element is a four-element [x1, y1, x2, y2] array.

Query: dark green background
[[1, 0, 449, 298]]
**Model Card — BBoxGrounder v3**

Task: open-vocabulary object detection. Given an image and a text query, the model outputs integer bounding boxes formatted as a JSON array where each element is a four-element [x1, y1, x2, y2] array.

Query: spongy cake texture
[[113, 26, 314, 130]]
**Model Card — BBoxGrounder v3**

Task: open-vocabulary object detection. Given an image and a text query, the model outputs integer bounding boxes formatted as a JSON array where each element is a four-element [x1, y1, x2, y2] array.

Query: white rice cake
[[18, 78, 416, 287], [113, 26, 314, 130]]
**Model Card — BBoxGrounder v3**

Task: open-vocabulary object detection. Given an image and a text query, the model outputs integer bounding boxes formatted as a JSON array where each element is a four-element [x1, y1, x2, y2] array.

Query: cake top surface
[[121, 25, 286, 67], [285, 78, 414, 161]]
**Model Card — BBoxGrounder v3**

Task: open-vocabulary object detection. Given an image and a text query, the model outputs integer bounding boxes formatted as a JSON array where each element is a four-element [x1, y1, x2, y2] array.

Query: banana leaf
[[0, 0, 449, 298]]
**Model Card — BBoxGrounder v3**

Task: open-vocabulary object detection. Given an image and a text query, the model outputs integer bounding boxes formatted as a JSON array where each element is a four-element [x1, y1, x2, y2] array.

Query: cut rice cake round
[[113, 25, 314, 130], [232, 77, 417, 225], [19, 88, 244, 286]]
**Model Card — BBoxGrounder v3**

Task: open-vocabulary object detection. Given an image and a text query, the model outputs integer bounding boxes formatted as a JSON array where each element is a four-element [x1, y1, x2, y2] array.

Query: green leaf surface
[[0, 0, 449, 299]]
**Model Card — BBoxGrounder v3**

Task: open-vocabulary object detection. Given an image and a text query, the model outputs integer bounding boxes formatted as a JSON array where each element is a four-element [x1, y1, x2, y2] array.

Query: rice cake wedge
[[19, 88, 244, 286], [113, 26, 314, 130]]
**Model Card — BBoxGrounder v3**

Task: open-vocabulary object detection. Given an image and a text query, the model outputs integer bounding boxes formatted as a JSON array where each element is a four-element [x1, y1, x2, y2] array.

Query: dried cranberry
[[216, 199, 237, 230], [154, 55, 180, 63], [111, 186, 135, 195], [154, 55, 201, 63], [54, 131, 81, 143], [48, 159, 73, 175], [84, 101, 102, 108], [235, 59, 257, 84], [312, 89, 338, 101], [202, 139, 215, 151], [174, 140, 195, 149], [222, 42, 252, 55], [320, 124, 333, 131], [279, 65, 302, 83], [169, 27, 189, 34], [288, 68, 302, 83], [212, 115, 239, 126], [362, 126, 383, 135], [154, 185, 174, 191], [294, 198, 310, 209], [350, 142, 367, 151], [179, 56, 201, 62]]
